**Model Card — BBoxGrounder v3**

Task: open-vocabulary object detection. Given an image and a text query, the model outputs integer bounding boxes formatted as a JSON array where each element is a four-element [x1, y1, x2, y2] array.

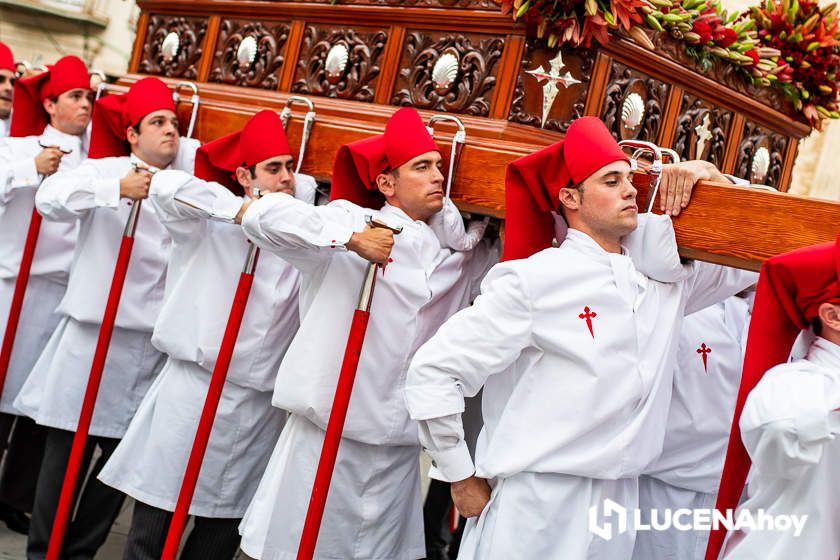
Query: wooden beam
[[278, 20, 306, 92], [637, 179, 840, 271], [196, 15, 221, 82], [778, 136, 799, 193], [129, 11, 150, 73], [489, 35, 525, 120], [374, 25, 405, 106]]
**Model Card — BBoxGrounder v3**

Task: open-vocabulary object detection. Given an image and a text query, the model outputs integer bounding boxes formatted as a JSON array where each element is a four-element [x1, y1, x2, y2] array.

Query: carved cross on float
[[525, 51, 581, 127], [694, 113, 713, 159]]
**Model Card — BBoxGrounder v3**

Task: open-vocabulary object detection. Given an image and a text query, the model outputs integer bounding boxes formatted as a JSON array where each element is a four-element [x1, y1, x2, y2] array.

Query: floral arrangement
[[500, 0, 840, 128]]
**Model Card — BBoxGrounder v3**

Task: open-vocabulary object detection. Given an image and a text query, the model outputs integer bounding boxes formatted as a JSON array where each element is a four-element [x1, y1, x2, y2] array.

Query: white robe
[[239, 194, 496, 560], [405, 218, 756, 560], [0, 117, 9, 138], [14, 141, 199, 437], [98, 170, 315, 517], [0, 125, 84, 413], [722, 337, 840, 560], [633, 296, 751, 560]]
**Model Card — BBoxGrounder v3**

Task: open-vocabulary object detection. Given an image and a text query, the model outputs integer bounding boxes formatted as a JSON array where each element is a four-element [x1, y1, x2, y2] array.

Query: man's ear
[[125, 125, 139, 147], [558, 187, 580, 213], [42, 97, 56, 119], [817, 302, 840, 331], [235, 166, 252, 195], [375, 172, 395, 199]]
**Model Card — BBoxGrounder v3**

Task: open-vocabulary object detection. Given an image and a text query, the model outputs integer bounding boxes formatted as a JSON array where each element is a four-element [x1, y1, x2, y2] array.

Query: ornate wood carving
[[734, 121, 788, 189], [140, 15, 208, 79], [291, 25, 388, 102], [602, 62, 668, 143], [391, 31, 504, 116], [282, 0, 499, 8], [208, 19, 290, 89], [673, 93, 732, 166], [508, 42, 595, 133]]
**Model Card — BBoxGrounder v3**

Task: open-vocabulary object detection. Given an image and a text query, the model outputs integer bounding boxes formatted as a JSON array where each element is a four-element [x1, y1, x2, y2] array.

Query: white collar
[[806, 336, 840, 370], [40, 125, 84, 154]]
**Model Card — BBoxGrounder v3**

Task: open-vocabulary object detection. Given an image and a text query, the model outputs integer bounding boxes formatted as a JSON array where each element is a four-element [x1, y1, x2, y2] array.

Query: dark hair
[[813, 317, 823, 337], [247, 164, 257, 179]]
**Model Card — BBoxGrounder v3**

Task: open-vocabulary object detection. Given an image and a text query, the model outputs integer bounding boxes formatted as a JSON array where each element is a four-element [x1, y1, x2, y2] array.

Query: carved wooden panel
[[391, 31, 504, 117], [208, 19, 290, 89], [282, 0, 498, 7], [508, 43, 595, 133], [673, 93, 732, 167], [291, 25, 388, 102], [734, 121, 788, 189], [601, 62, 668, 143], [140, 15, 208, 79]]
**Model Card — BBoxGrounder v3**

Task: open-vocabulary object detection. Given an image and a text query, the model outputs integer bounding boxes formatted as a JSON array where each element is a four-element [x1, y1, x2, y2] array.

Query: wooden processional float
[[122, 0, 839, 268]]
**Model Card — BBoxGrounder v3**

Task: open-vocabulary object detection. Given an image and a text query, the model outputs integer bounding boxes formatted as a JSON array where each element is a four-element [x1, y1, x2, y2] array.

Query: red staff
[[297, 218, 402, 560]]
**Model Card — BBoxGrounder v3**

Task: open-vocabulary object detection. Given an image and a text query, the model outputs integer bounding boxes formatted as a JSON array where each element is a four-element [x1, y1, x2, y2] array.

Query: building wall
[[0, 0, 137, 76]]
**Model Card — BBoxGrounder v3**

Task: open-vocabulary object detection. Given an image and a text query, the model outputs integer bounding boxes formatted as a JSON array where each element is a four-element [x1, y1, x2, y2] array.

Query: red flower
[[717, 27, 738, 47], [745, 49, 760, 65], [692, 20, 713, 43]]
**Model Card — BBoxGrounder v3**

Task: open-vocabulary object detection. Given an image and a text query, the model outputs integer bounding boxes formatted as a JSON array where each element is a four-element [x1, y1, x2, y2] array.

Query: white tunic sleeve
[[740, 364, 840, 480], [35, 159, 120, 222], [240, 193, 359, 273], [149, 169, 244, 241], [682, 261, 758, 315], [406, 264, 533, 481], [0, 138, 39, 203]]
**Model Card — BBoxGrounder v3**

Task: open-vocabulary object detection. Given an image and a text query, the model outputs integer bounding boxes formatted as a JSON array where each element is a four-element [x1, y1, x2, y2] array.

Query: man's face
[[44, 88, 94, 135], [0, 69, 14, 120], [563, 160, 638, 238], [378, 150, 445, 222], [127, 109, 180, 168], [238, 154, 296, 197]]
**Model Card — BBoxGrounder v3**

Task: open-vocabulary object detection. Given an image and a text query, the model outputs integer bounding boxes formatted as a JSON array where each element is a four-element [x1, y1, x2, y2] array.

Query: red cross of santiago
[[697, 343, 712, 372], [578, 306, 597, 339]]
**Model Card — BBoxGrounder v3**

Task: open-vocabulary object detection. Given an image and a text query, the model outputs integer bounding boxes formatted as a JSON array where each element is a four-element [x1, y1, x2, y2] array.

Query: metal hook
[[619, 140, 681, 213], [425, 115, 467, 200], [173, 81, 200, 138], [279, 96, 317, 174]]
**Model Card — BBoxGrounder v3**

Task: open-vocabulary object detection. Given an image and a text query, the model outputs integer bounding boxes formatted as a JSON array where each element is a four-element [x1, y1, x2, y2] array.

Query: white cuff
[[94, 178, 120, 207], [12, 158, 39, 189], [211, 192, 246, 223], [427, 440, 475, 483], [322, 223, 354, 251]]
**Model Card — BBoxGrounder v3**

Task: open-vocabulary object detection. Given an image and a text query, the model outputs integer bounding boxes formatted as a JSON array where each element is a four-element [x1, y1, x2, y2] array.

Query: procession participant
[[98, 109, 317, 560], [0, 54, 93, 533], [238, 106, 495, 560], [0, 42, 15, 137], [13, 76, 200, 560], [632, 292, 752, 560], [709, 235, 840, 560], [404, 116, 756, 560]]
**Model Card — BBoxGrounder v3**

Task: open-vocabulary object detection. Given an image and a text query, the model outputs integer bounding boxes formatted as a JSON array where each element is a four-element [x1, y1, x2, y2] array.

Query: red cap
[[9, 55, 90, 137], [706, 233, 840, 560], [194, 109, 292, 195], [502, 116, 629, 261], [330, 107, 438, 207], [0, 42, 14, 73], [88, 77, 176, 159]]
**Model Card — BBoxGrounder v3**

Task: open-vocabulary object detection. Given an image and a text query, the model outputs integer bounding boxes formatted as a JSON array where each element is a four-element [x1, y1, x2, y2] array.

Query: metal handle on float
[[279, 95, 316, 174], [173, 81, 200, 138], [619, 140, 681, 213], [426, 114, 467, 200]]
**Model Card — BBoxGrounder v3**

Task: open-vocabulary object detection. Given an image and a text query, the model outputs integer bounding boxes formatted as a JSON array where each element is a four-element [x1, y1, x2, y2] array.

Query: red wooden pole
[[45, 201, 142, 560], [0, 208, 42, 397], [296, 262, 378, 560], [160, 244, 260, 560]]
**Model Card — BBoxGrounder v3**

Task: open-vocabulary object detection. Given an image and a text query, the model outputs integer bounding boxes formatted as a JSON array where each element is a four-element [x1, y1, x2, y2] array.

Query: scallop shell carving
[[161, 31, 181, 63], [432, 52, 459, 94], [621, 92, 645, 130], [751, 146, 770, 183], [325, 44, 349, 83], [236, 36, 258, 69]]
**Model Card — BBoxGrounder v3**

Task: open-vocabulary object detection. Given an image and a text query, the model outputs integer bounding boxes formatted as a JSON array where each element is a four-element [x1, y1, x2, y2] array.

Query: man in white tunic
[[14, 76, 200, 560], [98, 109, 316, 559], [0, 55, 93, 533], [0, 42, 15, 138], [404, 116, 756, 560], [238, 107, 494, 560], [632, 293, 752, 560], [707, 236, 840, 560]]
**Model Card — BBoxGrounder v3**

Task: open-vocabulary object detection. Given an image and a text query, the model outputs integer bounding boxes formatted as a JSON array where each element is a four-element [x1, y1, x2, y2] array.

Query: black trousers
[[0, 412, 47, 512], [122, 499, 241, 560], [27, 427, 126, 560]]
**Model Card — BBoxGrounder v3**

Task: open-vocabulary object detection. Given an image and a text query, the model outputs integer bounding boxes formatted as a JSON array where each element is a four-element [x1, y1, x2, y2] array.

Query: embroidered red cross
[[578, 306, 597, 339], [696, 343, 712, 372]]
